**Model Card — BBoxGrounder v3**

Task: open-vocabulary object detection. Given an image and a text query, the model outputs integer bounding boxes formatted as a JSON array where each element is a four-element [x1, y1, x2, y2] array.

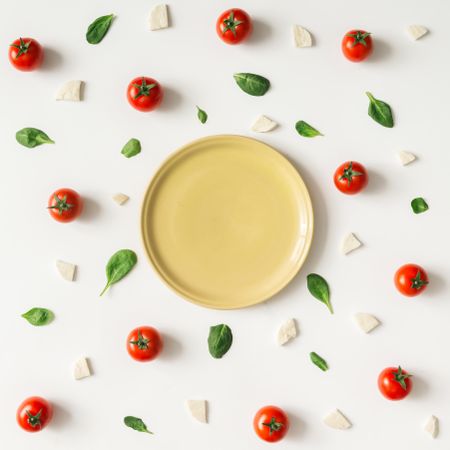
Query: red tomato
[[394, 263, 429, 297], [253, 405, 289, 443], [127, 326, 163, 362], [16, 396, 53, 432], [378, 366, 412, 401], [341, 30, 373, 62], [127, 77, 163, 112], [9, 37, 44, 71], [47, 188, 83, 223], [216, 8, 252, 45], [333, 161, 368, 195]]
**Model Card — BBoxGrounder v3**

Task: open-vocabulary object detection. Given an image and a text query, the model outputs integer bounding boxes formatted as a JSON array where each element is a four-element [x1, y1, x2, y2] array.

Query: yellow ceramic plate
[[141, 135, 313, 309]]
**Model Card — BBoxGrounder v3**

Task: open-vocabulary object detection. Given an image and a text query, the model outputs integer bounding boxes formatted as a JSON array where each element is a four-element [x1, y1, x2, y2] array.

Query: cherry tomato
[[47, 188, 83, 223], [127, 326, 163, 362], [378, 366, 412, 401], [334, 161, 368, 195], [253, 405, 289, 443], [216, 8, 252, 45], [127, 77, 163, 112], [341, 30, 373, 62], [16, 396, 53, 432], [9, 37, 44, 71], [394, 263, 429, 297]]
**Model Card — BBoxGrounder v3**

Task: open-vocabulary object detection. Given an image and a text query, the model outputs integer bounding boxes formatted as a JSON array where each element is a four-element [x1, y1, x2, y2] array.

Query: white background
[[1, 0, 449, 448]]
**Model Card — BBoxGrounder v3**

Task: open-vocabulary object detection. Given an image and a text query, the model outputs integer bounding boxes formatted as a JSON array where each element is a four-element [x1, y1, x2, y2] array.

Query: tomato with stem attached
[[334, 161, 368, 195], [216, 8, 252, 45], [17, 396, 53, 432], [9, 37, 44, 71], [378, 366, 412, 400], [47, 188, 83, 223], [127, 77, 163, 112], [394, 263, 429, 297], [342, 30, 373, 62], [254, 405, 289, 442], [127, 326, 163, 362]]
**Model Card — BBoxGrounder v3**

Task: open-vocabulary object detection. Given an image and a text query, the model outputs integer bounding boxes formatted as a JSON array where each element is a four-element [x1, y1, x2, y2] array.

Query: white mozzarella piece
[[293, 25, 312, 47], [424, 415, 439, 438], [277, 318, 297, 345], [341, 233, 362, 255], [113, 193, 129, 205], [354, 313, 380, 333], [73, 358, 91, 380], [323, 409, 352, 430], [149, 4, 169, 30], [56, 260, 77, 281], [186, 400, 207, 423], [397, 151, 416, 166], [56, 80, 83, 101], [251, 115, 278, 133], [407, 25, 428, 40]]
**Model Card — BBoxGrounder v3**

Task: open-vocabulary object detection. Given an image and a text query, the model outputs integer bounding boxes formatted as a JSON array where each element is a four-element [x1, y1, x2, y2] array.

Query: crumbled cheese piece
[[293, 25, 312, 47], [407, 25, 428, 40], [424, 415, 439, 438], [251, 115, 278, 133], [113, 193, 129, 205], [56, 80, 83, 101], [73, 358, 91, 380], [323, 409, 352, 430], [342, 233, 362, 255], [277, 319, 297, 345], [56, 260, 77, 281], [397, 151, 416, 166], [354, 313, 380, 333], [149, 4, 169, 31], [186, 400, 207, 423]]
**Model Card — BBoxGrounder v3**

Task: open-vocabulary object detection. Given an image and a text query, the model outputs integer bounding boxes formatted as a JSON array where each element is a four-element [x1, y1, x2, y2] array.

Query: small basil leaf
[[295, 120, 323, 138], [366, 92, 394, 128], [196, 106, 208, 124], [233, 73, 270, 96], [21, 307, 54, 326], [208, 324, 233, 358], [411, 197, 429, 214], [121, 138, 141, 158], [307, 273, 333, 314], [124, 416, 153, 434], [100, 249, 137, 296], [310, 352, 328, 371], [86, 14, 115, 45], [16, 128, 55, 148]]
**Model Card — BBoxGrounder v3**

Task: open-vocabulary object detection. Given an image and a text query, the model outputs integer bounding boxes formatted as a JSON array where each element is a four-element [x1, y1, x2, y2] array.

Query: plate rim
[[140, 134, 314, 309]]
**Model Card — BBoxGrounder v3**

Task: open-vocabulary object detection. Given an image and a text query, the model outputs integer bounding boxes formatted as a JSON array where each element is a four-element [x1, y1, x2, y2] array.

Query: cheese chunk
[[293, 25, 312, 47], [186, 400, 207, 423], [149, 4, 169, 30], [56, 80, 83, 101], [424, 415, 439, 438], [323, 409, 352, 430], [341, 233, 362, 255], [397, 151, 416, 166], [112, 193, 129, 205], [277, 319, 297, 345], [407, 25, 428, 40], [251, 115, 278, 133], [354, 313, 380, 333], [56, 260, 77, 281], [73, 358, 91, 380]]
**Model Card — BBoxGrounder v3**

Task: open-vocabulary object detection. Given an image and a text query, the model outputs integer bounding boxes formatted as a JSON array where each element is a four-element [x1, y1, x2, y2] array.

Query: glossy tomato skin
[[127, 326, 163, 362], [127, 77, 163, 112], [342, 30, 373, 62], [394, 263, 429, 297], [17, 396, 53, 432], [378, 367, 412, 401], [9, 37, 44, 71], [216, 8, 252, 45], [48, 188, 83, 223], [253, 405, 289, 443], [334, 161, 368, 195]]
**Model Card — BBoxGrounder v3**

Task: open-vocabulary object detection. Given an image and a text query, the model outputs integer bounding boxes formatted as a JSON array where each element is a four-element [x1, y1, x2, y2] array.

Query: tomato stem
[[47, 194, 74, 215], [346, 31, 371, 47], [410, 271, 428, 290], [393, 366, 412, 390], [10, 37, 31, 58], [262, 417, 284, 435], [222, 10, 244, 37], [338, 161, 363, 186], [129, 329, 150, 350], [26, 408, 42, 428], [133, 78, 157, 100]]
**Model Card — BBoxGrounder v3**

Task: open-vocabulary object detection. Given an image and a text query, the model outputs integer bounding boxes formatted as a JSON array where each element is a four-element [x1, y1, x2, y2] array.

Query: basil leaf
[[208, 324, 233, 358], [16, 128, 55, 148], [124, 416, 153, 434], [295, 120, 323, 138], [307, 273, 333, 314], [22, 307, 54, 326], [121, 138, 141, 158], [100, 249, 137, 296], [411, 197, 429, 214], [366, 92, 394, 128], [86, 14, 115, 44], [196, 106, 208, 124], [233, 73, 270, 96], [310, 352, 328, 371]]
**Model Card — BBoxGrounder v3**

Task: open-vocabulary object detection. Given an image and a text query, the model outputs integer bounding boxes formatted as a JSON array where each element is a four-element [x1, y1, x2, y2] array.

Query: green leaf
[[16, 128, 55, 148], [295, 120, 323, 138], [366, 92, 394, 128], [208, 324, 233, 358], [22, 307, 54, 326], [233, 73, 270, 96], [196, 106, 208, 124], [121, 138, 141, 158], [100, 249, 137, 296], [124, 416, 153, 434], [86, 14, 115, 44], [307, 273, 333, 314], [310, 352, 328, 371], [411, 197, 428, 214]]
